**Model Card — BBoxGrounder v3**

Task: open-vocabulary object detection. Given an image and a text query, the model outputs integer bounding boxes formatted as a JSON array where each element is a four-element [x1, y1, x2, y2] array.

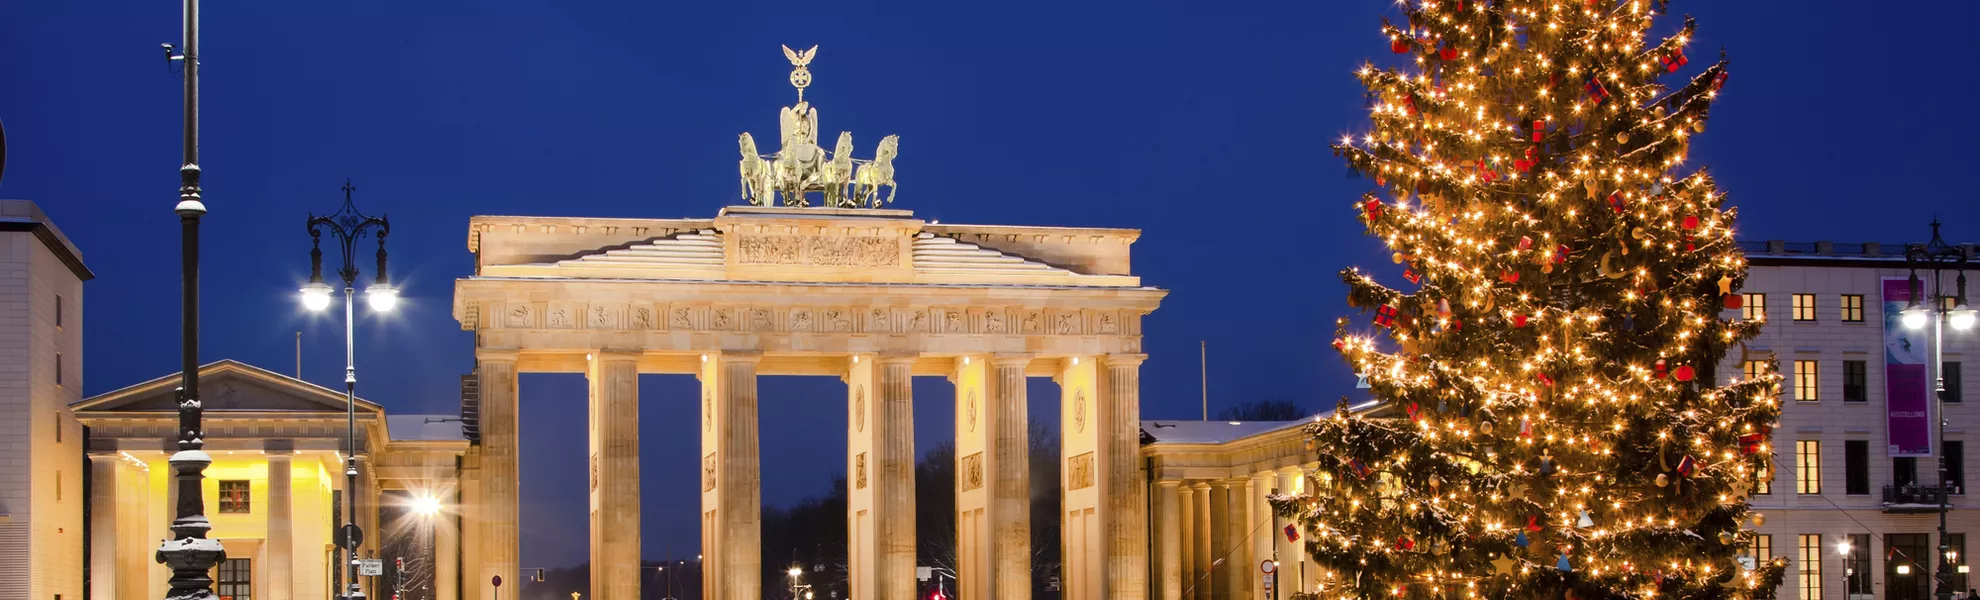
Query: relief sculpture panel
[[735, 234, 900, 267]]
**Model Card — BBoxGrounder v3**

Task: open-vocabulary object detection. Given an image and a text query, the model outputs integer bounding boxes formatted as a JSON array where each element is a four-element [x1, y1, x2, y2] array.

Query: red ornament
[[1363, 199, 1384, 220], [1404, 267, 1423, 284], [1609, 191, 1626, 214], [1682, 215, 1701, 231], [1739, 431, 1769, 455], [1674, 365, 1696, 382], [1711, 70, 1730, 91], [1392, 38, 1411, 54], [1662, 48, 1689, 72], [1407, 402, 1422, 422], [1654, 359, 1669, 379], [1439, 45, 1458, 61], [1500, 270, 1520, 284], [1526, 515, 1543, 531], [1397, 537, 1417, 550], [1518, 236, 1534, 250], [1513, 314, 1529, 328], [1724, 294, 1744, 310], [1448, 319, 1462, 332], [1375, 305, 1399, 328], [1675, 455, 1698, 477], [1532, 119, 1547, 142], [1535, 373, 1555, 387], [1585, 77, 1609, 104], [1552, 244, 1571, 265]]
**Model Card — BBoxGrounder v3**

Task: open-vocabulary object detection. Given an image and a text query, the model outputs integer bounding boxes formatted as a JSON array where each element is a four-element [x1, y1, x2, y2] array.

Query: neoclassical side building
[[75, 360, 468, 600], [452, 205, 1167, 600], [1139, 403, 1382, 600]]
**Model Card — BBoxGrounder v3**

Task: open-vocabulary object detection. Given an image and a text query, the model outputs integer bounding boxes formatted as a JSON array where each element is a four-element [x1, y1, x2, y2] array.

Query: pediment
[[74, 359, 382, 415]]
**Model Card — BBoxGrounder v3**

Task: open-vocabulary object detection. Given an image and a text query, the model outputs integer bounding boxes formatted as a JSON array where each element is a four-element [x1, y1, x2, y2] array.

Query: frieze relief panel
[[1067, 451, 1095, 490], [960, 452, 984, 492], [735, 234, 901, 267]]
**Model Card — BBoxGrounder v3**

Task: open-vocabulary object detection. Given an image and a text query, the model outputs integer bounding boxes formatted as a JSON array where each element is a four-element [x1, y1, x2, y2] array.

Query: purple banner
[[1883, 277, 1934, 457]]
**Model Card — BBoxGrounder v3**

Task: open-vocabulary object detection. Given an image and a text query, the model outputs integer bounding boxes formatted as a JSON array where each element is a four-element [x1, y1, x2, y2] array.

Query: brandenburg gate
[[449, 47, 1166, 600]]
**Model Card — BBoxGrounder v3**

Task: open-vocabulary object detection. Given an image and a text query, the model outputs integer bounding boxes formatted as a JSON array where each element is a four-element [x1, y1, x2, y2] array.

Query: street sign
[[359, 559, 384, 577], [1260, 560, 1276, 574], [492, 576, 502, 588], [1263, 572, 1277, 598], [916, 566, 932, 581]]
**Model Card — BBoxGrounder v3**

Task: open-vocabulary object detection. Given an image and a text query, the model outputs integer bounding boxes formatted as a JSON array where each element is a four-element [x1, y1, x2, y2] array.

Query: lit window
[[1751, 534, 1773, 563], [218, 558, 252, 600], [1846, 533, 1871, 596], [1795, 360, 1820, 402], [1743, 360, 1769, 381], [1792, 294, 1817, 322], [1743, 293, 1768, 321], [1841, 294, 1864, 323], [219, 480, 251, 514], [1797, 440, 1821, 495], [1799, 534, 1823, 600]]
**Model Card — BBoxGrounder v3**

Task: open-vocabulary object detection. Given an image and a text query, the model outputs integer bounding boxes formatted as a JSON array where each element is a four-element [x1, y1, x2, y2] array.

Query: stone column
[[846, 354, 917, 600], [437, 492, 460, 600], [477, 349, 520, 600], [1227, 477, 1252, 598], [988, 355, 1033, 599], [267, 453, 294, 600], [1208, 480, 1232, 599], [1101, 354, 1148, 599], [1255, 472, 1278, 594], [1274, 468, 1301, 597], [1191, 482, 1211, 599], [589, 350, 642, 600], [1178, 483, 1196, 600], [702, 352, 762, 600], [460, 450, 483, 600], [1154, 480, 1182, 600], [87, 454, 121, 600]]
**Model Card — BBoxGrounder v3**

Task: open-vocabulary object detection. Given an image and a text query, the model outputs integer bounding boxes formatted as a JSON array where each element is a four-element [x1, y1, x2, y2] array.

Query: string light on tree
[[1275, 1, 1787, 599]]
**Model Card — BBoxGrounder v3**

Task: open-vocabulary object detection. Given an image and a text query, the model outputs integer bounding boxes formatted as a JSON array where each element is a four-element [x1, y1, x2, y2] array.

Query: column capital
[[989, 353, 1034, 368], [477, 347, 521, 363], [1102, 353, 1148, 368], [710, 350, 764, 365], [1191, 481, 1211, 491], [1155, 479, 1182, 489], [874, 352, 919, 366], [593, 349, 641, 363]]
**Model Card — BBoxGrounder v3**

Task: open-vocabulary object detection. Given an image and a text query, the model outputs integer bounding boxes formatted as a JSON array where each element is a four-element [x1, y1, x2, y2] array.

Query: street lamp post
[[1901, 220, 1976, 600], [303, 181, 396, 600], [154, 0, 226, 597]]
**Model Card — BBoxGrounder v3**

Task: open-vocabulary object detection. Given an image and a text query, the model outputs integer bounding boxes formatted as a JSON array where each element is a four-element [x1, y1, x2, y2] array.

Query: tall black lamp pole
[[154, 0, 225, 597], [303, 181, 395, 600], [1901, 220, 1976, 600]]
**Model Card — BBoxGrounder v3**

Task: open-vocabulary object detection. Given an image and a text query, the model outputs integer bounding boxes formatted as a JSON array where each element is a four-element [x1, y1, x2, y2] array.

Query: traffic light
[[534, 568, 545, 582], [395, 557, 404, 571]]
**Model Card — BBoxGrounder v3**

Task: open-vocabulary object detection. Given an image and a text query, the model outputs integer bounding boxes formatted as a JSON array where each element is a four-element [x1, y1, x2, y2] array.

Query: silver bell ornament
[[1718, 531, 1736, 545], [1655, 473, 1670, 487], [1751, 512, 1766, 526]]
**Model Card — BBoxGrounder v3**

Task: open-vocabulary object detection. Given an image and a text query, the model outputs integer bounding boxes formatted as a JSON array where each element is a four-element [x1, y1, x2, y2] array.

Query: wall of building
[[0, 214, 86, 600], [138, 453, 341, 600], [1729, 258, 1980, 600]]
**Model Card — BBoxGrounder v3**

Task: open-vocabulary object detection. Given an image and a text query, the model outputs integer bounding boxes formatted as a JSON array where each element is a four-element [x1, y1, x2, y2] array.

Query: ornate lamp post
[[303, 181, 395, 600], [1900, 220, 1976, 600], [154, 0, 225, 597]]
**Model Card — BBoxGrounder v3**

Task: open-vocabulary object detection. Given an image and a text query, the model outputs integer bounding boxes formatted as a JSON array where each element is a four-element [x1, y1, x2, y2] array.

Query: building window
[[55, 352, 62, 387], [1743, 293, 1768, 321], [1947, 441, 1966, 494], [1846, 440, 1869, 495], [1795, 360, 1820, 402], [217, 558, 251, 600], [1743, 360, 1770, 382], [1945, 362, 1964, 403], [218, 480, 251, 514], [1841, 294, 1864, 323], [54, 412, 61, 444], [1798, 440, 1822, 494], [1895, 457, 1918, 487], [55, 470, 61, 503], [1800, 534, 1824, 600], [55, 294, 62, 329], [1844, 360, 1868, 403], [1751, 534, 1773, 563], [1846, 533, 1872, 597], [1793, 293, 1818, 321], [1888, 534, 1931, 600]]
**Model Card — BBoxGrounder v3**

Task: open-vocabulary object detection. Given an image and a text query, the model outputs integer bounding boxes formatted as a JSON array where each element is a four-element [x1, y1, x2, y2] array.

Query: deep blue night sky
[[5, 0, 1978, 568]]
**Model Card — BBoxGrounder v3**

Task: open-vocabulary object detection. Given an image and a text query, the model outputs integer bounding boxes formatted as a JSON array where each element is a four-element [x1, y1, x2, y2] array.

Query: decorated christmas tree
[[1276, 2, 1788, 599]]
